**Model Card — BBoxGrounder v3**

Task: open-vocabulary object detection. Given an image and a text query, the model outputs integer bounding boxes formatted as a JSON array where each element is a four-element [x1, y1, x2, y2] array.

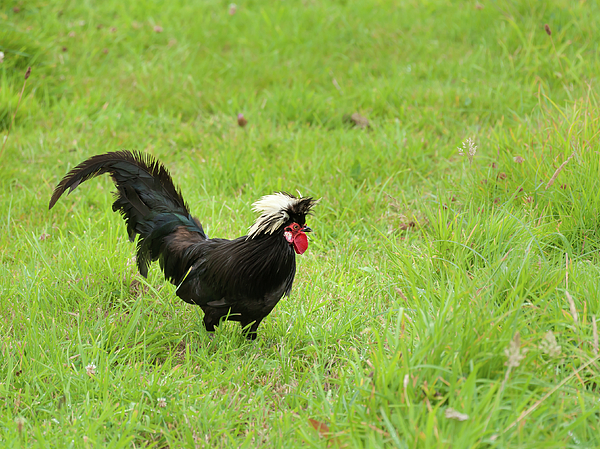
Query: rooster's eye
[[293, 224, 299, 230]]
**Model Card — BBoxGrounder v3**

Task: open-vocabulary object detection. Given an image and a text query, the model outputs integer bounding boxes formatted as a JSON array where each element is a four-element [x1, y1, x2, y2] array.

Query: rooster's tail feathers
[[49, 150, 188, 212], [49, 151, 205, 279]]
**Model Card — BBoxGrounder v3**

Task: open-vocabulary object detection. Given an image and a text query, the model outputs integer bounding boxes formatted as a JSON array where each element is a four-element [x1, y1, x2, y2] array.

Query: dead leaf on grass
[[343, 113, 370, 129], [308, 418, 330, 436]]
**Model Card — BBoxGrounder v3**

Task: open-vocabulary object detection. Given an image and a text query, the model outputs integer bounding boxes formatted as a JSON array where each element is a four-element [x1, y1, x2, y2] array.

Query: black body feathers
[[49, 151, 317, 339]]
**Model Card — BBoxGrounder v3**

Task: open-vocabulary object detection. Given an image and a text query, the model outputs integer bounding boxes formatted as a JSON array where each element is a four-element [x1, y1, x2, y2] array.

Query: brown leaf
[[308, 418, 330, 436], [398, 220, 416, 231], [350, 113, 369, 129]]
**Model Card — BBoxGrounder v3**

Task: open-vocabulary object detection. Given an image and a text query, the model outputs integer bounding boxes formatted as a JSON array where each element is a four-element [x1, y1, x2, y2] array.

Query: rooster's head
[[247, 192, 318, 254]]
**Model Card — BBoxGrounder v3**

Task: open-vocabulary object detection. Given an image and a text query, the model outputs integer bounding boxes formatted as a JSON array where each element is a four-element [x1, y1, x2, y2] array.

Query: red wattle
[[293, 232, 308, 255]]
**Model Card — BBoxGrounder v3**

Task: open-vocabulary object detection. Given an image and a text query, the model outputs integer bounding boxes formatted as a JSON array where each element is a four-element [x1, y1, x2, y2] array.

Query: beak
[[302, 226, 312, 233]]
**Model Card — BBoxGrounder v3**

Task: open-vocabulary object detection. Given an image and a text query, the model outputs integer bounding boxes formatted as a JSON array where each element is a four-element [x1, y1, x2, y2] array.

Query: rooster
[[49, 151, 317, 340]]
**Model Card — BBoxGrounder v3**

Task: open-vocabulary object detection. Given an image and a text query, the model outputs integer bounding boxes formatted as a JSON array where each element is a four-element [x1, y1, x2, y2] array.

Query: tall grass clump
[[349, 94, 600, 446]]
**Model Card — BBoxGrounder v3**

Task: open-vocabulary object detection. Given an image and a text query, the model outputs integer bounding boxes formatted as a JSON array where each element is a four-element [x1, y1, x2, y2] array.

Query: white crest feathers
[[247, 193, 297, 238]]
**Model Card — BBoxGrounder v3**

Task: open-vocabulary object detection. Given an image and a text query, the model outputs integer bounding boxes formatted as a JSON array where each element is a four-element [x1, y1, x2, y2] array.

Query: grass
[[1, 0, 600, 446]]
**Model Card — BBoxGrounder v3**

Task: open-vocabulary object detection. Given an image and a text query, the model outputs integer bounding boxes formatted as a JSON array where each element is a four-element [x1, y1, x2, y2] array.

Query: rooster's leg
[[202, 306, 225, 334], [203, 316, 216, 333], [241, 319, 263, 341]]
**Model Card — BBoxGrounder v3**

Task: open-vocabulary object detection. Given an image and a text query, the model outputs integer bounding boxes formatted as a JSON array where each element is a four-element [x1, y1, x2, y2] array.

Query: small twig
[[360, 422, 390, 437], [0, 67, 31, 161], [546, 151, 575, 190], [503, 354, 600, 433]]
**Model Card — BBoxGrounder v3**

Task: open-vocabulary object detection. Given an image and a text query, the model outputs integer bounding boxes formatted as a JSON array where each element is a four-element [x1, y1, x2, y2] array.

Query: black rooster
[[49, 151, 317, 339]]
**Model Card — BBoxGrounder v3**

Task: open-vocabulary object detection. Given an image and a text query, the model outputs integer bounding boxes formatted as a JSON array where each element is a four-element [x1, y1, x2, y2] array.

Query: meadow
[[1, 0, 599, 446]]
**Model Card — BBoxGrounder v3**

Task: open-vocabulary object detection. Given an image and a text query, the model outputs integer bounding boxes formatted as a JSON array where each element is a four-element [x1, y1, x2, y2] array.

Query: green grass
[[1, 0, 600, 446]]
